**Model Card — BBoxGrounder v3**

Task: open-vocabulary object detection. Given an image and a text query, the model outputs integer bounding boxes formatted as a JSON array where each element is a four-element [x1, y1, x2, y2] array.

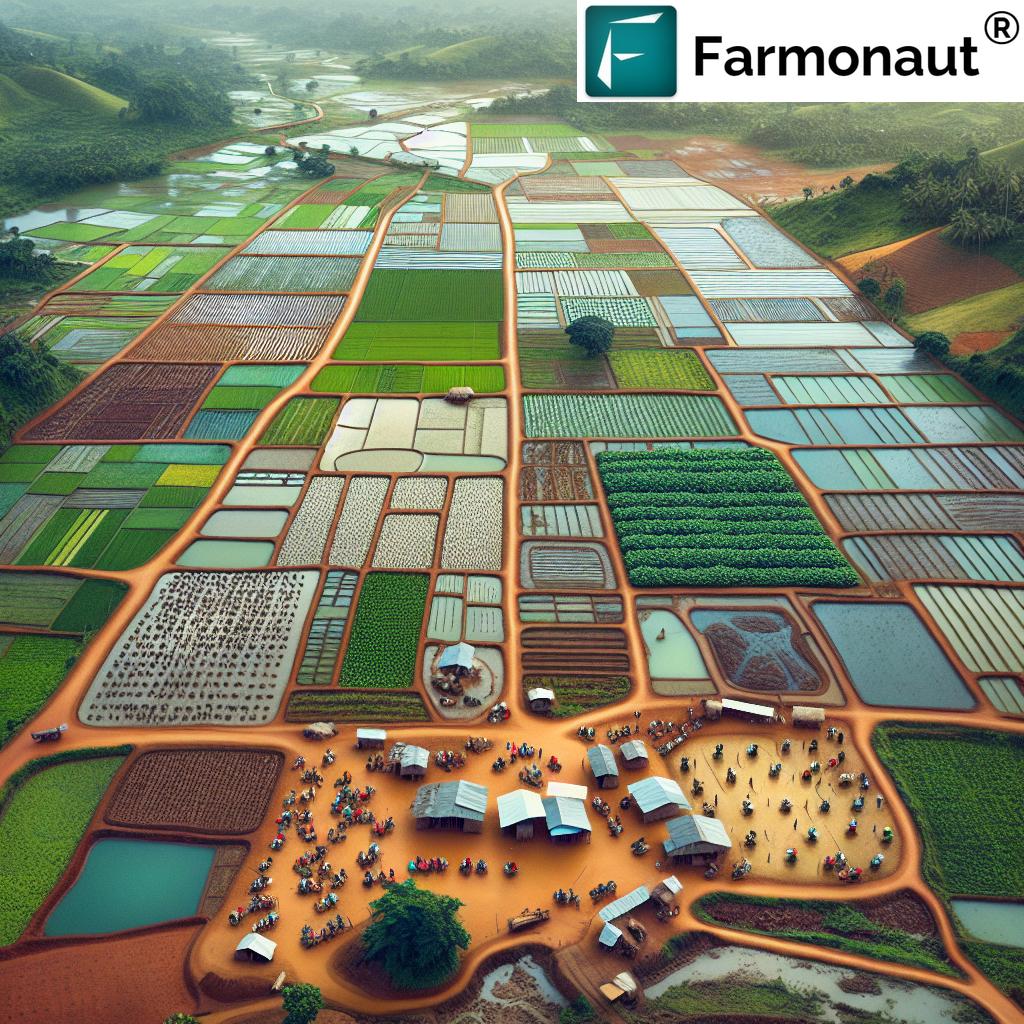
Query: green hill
[[5, 66, 125, 117], [422, 36, 498, 66], [982, 138, 1024, 170]]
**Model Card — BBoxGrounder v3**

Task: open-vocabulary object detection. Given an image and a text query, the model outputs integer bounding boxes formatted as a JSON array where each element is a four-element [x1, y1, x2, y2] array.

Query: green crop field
[[285, 690, 430, 722], [355, 270, 503, 322], [597, 447, 859, 587], [471, 123, 579, 138], [905, 281, 1024, 338], [260, 397, 339, 445], [0, 750, 127, 944], [0, 634, 83, 747], [339, 573, 429, 689], [312, 364, 505, 394], [523, 393, 737, 438], [523, 674, 630, 717], [608, 350, 714, 390], [333, 322, 501, 361]]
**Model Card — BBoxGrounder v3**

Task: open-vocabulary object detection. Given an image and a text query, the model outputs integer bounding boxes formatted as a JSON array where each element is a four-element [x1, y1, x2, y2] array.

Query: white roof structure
[[497, 789, 546, 828], [438, 642, 475, 670], [620, 739, 649, 762], [542, 795, 592, 836], [356, 727, 387, 742], [587, 744, 619, 777], [628, 776, 691, 815], [235, 933, 276, 961], [722, 698, 776, 719], [547, 780, 587, 801], [663, 814, 733, 856], [527, 686, 555, 702], [658, 875, 684, 895], [598, 922, 623, 947], [599, 884, 651, 923]]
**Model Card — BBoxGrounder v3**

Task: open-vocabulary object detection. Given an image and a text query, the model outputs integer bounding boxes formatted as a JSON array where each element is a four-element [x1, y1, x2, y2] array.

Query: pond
[[812, 601, 974, 709], [641, 609, 710, 682], [952, 899, 1024, 948], [479, 954, 567, 1007], [45, 838, 214, 936], [201, 509, 289, 538], [646, 945, 982, 1023]]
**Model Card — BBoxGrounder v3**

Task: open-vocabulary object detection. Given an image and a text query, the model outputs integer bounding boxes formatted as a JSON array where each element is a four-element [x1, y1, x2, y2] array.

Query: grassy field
[[607, 350, 714, 390], [770, 187, 931, 259], [523, 674, 630, 716], [693, 892, 956, 977], [0, 749, 127, 944], [260, 398, 339, 446], [905, 281, 1024, 337], [333, 322, 501, 361], [873, 725, 1024, 899], [355, 270, 503, 322], [312, 364, 505, 394], [0, 634, 83, 747]]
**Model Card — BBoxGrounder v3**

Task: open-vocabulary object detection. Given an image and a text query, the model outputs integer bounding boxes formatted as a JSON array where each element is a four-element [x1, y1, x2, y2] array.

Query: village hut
[[598, 922, 623, 950], [497, 789, 546, 840], [388, 742, 429, 780], [542, 794, 591, 844], [649, 875, 683, 914], [719, 697, 776, 724], [587, 744, 620, 789], [413, 780, 488, 832], [438, 642, 476, 679], [302, 721, 336, 740], [619, 739, 649, 770], [599, 885, 650, 923], [662, 814, 732, 865], [235, 934, 276, 962], [793, 705, 826, 729], [527, 686, 555, 714], [445, 386, 475, 404], [627, 776, 690, 823], [355, 727, 386, 750]]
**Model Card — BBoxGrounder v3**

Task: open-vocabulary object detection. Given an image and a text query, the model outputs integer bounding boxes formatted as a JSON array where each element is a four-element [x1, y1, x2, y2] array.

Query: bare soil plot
[[105, 748, 284, 834], [519, 442, 594, 501], [128, 324, 331, 362], [520, 626, 630, 675]]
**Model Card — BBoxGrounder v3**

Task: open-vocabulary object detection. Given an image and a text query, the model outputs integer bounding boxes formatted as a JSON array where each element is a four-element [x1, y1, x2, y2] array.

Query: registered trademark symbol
[[985, 11, 1019, 43]]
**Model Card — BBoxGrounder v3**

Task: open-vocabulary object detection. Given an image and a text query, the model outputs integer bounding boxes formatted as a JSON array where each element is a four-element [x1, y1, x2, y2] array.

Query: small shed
[[601, 972, 638, 1006], [599, 885, 650, 923], [413, 780, 488, 832], [356, 727, 386, 750], [542, 794, 591, 844], [650, 875, 683, 912], [721, 698, 776, 723], [547, 781, 588, 801], [663, 814, 733, 865], [527, 686, 555, 714], [389, 742, 429, 779], [438, 642, 476, 679], [588, 744, 620, 789], [598, 922, 623, 950], [497, 789, 546, 840], [302, 721, 336, 740], [703, 699, 723, 721], [235, 933, 276, 962], [619, 740, 649, 770], [793, 705, 826, 729], [627, 776, 690, 823], [445, 386, 475, 404]]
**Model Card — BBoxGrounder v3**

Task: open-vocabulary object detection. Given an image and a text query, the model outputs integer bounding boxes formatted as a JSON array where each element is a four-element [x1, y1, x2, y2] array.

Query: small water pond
[[952, 899, 1024, 948], [45, 838, 214, 936], [812, 602, 974, 709], [479, 954, 567, 1007], [201, 509, 289, 538], [641, 609, 710, 681], [177, 539, 274, 568]]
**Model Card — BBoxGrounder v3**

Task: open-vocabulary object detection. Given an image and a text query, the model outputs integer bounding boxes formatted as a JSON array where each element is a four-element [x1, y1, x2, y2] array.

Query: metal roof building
[[619, 739, 649, 768], [389, 742, 430, 779], [497, 789, 546, 840], [542, 795, 591, 843], [663, 814, 733, 864], [356, 727, 387, 749], [627, 776, 691, 822], [587, 744, 620, 789], [235, 933, 276, 962], [599, 884, 650, 923], [438, 642, 475, 673], [413, 780, 488, 833], [547, 781, 587, 801], [598, 922, 623, 948]]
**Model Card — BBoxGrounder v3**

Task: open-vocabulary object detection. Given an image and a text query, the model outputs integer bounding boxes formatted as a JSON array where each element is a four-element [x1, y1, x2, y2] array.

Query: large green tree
[[282, 983, 323, 1024], [565, 316, 615, 358], [361, 879, 469, 989]]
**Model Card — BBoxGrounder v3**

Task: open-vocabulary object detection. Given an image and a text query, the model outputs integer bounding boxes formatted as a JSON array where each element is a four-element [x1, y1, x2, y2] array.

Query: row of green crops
[[607, 350, 714, 391], [0, 749, 128, 944], [0, 634, 83, 747], [523, 674, 630, 717], [333, 322, 501, 362], [285, 689, 430, 722], [597, 448, 859, 587], [260, 398, 339, 445], [339, 573, 429, 689], [312, 364, 505, 395]]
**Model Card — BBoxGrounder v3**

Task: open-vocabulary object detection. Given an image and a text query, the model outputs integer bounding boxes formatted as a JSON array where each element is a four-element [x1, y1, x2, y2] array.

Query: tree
[[802, 186, 814, 201], [915, 331, 951, 359], [282, 983, 323, 1024], [305, 79, 318, 92], [858, 277, 881, 301], [361, 879, 469, 990], [883, 278, 906, 315], [265, 145, 277, 156], [565, 316, 615, 358], [349, 146, 360, 157], [162, 1015, 200, 1024]]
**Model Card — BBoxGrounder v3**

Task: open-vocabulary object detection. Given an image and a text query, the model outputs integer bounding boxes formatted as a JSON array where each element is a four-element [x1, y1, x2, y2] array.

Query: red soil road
[[837, 228, 1023, 314], [0, 923, 204, 1023]]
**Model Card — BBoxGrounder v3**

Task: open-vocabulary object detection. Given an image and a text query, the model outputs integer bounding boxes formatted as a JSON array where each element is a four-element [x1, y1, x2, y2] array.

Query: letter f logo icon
[[585, 6, 677, 97]]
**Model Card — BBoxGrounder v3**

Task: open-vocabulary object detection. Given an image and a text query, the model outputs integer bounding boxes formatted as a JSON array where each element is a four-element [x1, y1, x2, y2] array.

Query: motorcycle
[[250, 874, 272, 893], [314, 892, 338, 913], [554, 888, 580, 907], [252, 911, 279, 932], [630, 837, 650, 856], [503, 861, 518, 876], [589, 881, 617, 902]]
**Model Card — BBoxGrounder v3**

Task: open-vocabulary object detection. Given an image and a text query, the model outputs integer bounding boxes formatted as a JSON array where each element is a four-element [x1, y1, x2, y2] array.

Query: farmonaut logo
[[584, 6, 677, 97]]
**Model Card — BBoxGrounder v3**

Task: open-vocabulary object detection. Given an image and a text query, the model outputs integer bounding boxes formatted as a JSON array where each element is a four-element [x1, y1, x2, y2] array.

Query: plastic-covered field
[[843, 534, 1024, 583], [721, 217, 819, 268], [202, 256, 360, 293], [170, 293, 345, 328], [747, 407, 924, 446], [242, 229, 373, 256]]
